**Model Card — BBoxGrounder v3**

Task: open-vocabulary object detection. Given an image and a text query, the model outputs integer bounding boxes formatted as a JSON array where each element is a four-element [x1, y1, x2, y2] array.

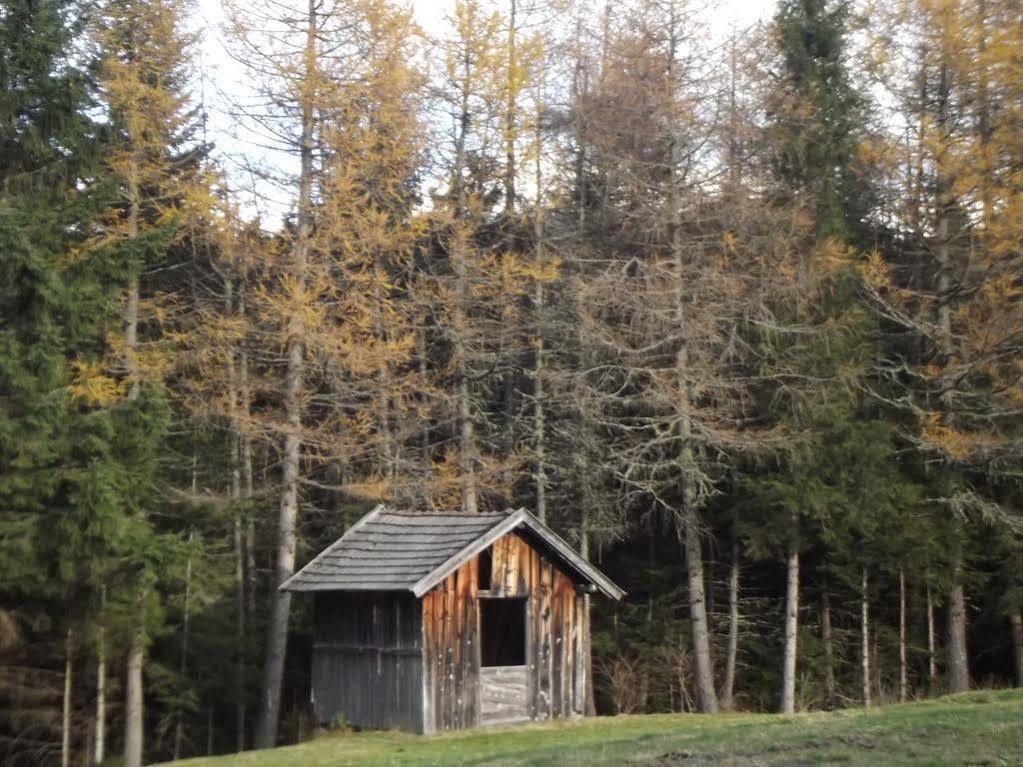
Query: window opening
[[480, 598, 526, 667], [478, 548, 492, 591]]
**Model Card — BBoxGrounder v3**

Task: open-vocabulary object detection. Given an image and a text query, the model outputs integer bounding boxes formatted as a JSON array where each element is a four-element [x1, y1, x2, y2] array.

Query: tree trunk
[[821, 589, 836, 707], [976, 0, 992, 229], [255, 354, 302, 747], [235, 514, 246, 752], [124, 620, 145, 767], [227, 317, 247, 752], [946, 576, 970, 694], [873, 620, 880, 702], [173, 530, 195, 762], [572, 14, 586, 235], [646, 534, 656, 626], [254, 0, 316, 748], [780, 546, 799, 714], [253, 259, 302, 746], [861, 567, 870, 708], [416, 310, 433, 506], [62, 629, 72, 767], [233, 386, 248, 751], [372, 256, 396, 484], [668, 19, 716, 708], [926, 582, 937, 686], [682, 513, 718, 713], [503, 0, 516, 213], [934, 43, 971, 700], [456, 375, 478, 513], [532, 88, 546, 525], [1010, 612, 1023, 688], [453, 265, 476, 511], [451, 53, 477, 514], [123, 161, 146, 767], [533, 332, 546, 523], [899, 570, 908, 702], [93, 597, 104, 767], [245, 511, 257, 618], [239, 289, 257, 624], [720, 533, 740, 710]]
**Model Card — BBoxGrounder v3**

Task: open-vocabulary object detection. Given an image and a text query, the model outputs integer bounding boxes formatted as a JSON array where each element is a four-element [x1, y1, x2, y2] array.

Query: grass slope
[[164, 690, 1023, 767]]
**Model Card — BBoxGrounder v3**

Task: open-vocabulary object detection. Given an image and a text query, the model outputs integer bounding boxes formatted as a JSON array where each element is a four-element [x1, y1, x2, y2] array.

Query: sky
[[193, 0, 778, 224]]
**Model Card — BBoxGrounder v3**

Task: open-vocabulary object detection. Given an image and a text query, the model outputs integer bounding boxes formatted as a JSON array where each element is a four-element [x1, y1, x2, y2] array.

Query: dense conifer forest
[[1, 0, 1020, 764]]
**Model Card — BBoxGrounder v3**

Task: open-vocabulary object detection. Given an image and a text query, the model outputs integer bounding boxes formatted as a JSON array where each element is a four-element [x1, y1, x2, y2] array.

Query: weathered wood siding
[[479, 666, 529, 725], [421, 553, 479, 732], [312, 592, 422, 732], [421, 531, 587, 733]]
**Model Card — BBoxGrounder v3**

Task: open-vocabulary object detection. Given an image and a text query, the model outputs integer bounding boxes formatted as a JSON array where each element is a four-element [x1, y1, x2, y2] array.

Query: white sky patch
[[193, 0, 778, 227]]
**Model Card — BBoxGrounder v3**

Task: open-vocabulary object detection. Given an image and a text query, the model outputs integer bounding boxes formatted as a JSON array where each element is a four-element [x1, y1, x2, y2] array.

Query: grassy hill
[[161, 690, 1023, 767]]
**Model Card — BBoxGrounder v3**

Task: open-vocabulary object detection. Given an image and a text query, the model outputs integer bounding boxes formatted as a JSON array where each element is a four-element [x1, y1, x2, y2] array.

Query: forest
[[0, 0, 1021, 764]]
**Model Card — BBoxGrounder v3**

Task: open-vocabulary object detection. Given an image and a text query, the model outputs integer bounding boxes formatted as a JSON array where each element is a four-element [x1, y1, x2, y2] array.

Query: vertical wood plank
[[505, 535, 520, 595], [490, 537, 501, 597], [564, 577, 574, 715], [467, 556, 480, 726], [525, 545, 537, 719], [454, 565, 464, 730], [434, 587, 443, 730], [538, 559, 552, 720], [536, 548, 544, 719], [551, 571, 564, 718], [423, 591, 433, 733], [444, 572, 455, 730], [436, 585, 445, 731], [421, 591, 433, 733], [516, 536, 529, 594], [573, 594, 585, 714]]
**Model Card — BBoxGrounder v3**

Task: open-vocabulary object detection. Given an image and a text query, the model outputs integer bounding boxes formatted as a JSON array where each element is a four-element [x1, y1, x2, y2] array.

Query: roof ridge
[[378, 509, 511, 516]]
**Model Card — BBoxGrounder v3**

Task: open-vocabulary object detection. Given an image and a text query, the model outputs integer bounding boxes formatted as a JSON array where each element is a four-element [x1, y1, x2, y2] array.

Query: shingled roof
[[281, 506, 624, 600]]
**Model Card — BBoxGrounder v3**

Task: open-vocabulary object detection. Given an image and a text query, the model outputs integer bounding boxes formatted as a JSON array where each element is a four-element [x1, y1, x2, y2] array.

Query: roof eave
[[515, 513, 626, 600], [410, 509, 527, 597], [278, 504, 386, 592]]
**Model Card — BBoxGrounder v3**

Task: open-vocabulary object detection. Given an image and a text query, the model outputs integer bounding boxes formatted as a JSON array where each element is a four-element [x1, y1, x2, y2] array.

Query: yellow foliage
[[860, 250, 892, 289], [722, 231, 737, 254], [341, 478, 393, 503], [815, 237, 856, 274], [921, 412, 1001, 461], [67, 361, 125, 407]]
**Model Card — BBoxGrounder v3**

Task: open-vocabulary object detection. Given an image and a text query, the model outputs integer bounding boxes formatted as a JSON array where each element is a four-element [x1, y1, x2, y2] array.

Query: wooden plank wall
[[312, 592, 423, 732], [421, 531, 587, 733], [421, 554, 479, 733]]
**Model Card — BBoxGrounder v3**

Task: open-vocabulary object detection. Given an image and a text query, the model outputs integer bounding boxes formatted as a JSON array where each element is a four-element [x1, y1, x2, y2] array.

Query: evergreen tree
[[752, 0, 888, 714], [0, 2, 116, 763], [89, 0, 209, 762], [0, 0, 100, 596], [863, 0, 1023, 694], [2, 1, 1022, 759], [769, 0, 866, 241]]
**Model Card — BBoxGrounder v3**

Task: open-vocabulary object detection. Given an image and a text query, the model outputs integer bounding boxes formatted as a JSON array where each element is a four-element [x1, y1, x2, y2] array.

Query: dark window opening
[[478, 548, 492, 591], [480, 598, 526, 667]]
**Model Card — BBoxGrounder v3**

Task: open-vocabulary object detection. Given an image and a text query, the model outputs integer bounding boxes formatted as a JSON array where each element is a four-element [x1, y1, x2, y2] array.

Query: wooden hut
[[282, 505, 624, 734]]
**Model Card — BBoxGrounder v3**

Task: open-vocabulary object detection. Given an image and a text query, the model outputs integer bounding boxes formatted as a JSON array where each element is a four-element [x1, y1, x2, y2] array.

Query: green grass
[[162, 690, 1023, 767]]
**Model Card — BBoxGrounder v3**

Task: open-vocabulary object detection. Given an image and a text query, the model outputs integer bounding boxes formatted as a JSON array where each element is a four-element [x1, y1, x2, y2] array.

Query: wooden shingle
[[281, 506, 624, 600]]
